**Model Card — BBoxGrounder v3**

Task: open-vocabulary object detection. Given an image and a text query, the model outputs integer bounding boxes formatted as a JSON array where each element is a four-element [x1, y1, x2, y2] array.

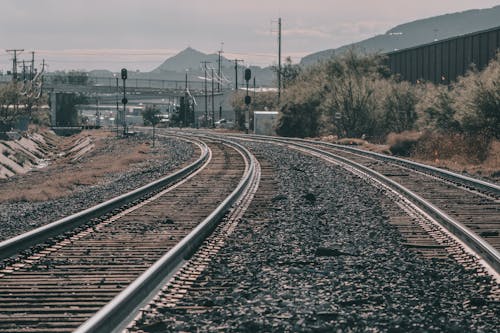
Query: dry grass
[[328, 136, 391, 155], [0, 130, 164, 202], [413, 138, 500, 180], [326, 131, 499, 181], [385, 131, 499, 181]]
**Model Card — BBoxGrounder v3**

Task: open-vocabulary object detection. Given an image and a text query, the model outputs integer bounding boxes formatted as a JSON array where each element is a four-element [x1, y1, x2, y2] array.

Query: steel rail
[[275, 139, 500, 274], [0, 137, 209, 261], [75, 138, 257, 333], [309, 139, 500, 196], [231, 133, 500, 197]]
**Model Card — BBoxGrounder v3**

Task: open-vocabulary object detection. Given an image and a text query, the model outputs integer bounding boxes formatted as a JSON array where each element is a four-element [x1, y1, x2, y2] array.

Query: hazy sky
[[1, 0, 499, 71]]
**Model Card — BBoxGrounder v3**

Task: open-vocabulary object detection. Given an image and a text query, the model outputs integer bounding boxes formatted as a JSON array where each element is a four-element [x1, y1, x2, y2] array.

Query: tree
[[381, 81, 418, 134], [320, 51, 384, 138], [280, 57, 301, 89], [453, 54, 500, 139], [142, 105, 161, 147], [50, 70, 91, 85], [0, 83, 27, 130]]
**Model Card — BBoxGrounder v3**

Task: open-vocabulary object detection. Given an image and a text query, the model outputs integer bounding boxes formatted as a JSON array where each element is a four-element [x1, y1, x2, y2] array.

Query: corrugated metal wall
[[386, 26, 500, 84]]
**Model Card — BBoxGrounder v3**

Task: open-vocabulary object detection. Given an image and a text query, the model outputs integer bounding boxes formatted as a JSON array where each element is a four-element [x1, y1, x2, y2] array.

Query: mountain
[[152, 47, 233, 73], [301, 5, 500, 65], [148, 47, 276, 86], [82, 47, 276, 87]]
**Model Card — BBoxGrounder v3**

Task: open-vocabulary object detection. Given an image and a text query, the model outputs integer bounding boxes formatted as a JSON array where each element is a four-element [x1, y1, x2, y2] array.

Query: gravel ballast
[[0, 134, 195, 241], [139, 141, 499, 332]]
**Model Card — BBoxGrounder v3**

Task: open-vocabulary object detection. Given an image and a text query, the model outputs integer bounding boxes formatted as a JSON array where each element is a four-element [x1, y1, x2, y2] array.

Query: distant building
[[253, 111, 279, 136]]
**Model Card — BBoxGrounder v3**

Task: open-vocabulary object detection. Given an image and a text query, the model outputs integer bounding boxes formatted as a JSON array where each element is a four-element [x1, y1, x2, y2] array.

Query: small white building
[[253, 111, 279, 136]]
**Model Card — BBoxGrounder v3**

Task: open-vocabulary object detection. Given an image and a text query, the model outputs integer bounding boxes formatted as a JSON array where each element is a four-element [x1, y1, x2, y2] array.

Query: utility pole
[[95, 97, 100, 127], [22, 60, 26, 81], [114, 74, 119, 136], [233, 59, 244, 91], [184, 70, 190, 126], [6, 49, 24, 81], [211, 68, 215, 127], [217, 42, 224, 92], [253, 76, 256, 109], [30, 51, 35, 80], [40, 59, 46, 96], [201, 61, 210, 126], [278, 17, 282, 104]]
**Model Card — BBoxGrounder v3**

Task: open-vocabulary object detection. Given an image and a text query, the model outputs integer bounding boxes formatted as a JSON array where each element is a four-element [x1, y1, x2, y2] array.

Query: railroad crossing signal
[[245, 95, 251, 105]]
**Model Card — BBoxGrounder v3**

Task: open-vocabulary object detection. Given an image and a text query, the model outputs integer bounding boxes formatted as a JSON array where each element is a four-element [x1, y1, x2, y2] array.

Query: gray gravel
[[0, 135, 195, 241], [139, 141, 499, 332]]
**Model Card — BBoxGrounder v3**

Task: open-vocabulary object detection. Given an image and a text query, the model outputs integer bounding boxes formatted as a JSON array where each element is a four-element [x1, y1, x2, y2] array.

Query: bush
[[276, 100, 321, 138], [410, 131, 491, 163], [386, 131, 422, 156], [382, 81, 418, 134], [453, 54, 500, 139]]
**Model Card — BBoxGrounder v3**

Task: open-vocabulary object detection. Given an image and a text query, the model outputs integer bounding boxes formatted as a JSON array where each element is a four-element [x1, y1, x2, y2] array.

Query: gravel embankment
[[0, 135, 195, 241], [140, 141, 499, 332]]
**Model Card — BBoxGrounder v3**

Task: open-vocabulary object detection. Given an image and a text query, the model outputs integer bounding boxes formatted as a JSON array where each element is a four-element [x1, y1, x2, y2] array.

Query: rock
[[303, 192, 316, 204], [314, 247, 352, 257], [469, 297, 487, 306], [271, 194, 288, 202]]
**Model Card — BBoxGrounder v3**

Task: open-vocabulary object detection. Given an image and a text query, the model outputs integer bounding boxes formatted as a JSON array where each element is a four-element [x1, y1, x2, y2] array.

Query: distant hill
[[150, 47, 276, 87], [301, 5, 500, 65], [152, 47, 233, 73], [83, 47, 276, 87]]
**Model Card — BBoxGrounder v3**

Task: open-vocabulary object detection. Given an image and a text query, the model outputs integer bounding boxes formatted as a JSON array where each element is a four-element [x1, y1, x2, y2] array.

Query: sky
[[1, 0, 499, 72]]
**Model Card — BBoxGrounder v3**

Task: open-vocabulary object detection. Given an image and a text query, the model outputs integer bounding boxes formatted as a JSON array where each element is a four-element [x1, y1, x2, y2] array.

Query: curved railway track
[[0, 136, 259, 333], [223, 133, 499, 275], [1, 129, 498, 332], [127, 131, 499, 332]]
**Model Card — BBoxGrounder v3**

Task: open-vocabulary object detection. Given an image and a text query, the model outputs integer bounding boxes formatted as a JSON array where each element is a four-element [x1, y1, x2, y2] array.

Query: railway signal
[[244, 68, 252, 133], [121, 68, 128, 135], [121, 68, 128, 80]]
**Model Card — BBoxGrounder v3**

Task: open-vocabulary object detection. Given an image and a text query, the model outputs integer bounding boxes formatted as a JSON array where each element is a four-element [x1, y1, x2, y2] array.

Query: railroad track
[[220, 133, 499, 274], [127, 132, 499, 332], [2, 128, 498, 331], [0, 136, 259, 333]]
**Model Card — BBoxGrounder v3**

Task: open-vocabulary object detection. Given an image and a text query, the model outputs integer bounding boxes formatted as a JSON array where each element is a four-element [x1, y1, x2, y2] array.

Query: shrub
[[382, 81, 418, 134], [411, 131, 491, 163], [453, 54, 500, 139], [386, 131, 422, 156]]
